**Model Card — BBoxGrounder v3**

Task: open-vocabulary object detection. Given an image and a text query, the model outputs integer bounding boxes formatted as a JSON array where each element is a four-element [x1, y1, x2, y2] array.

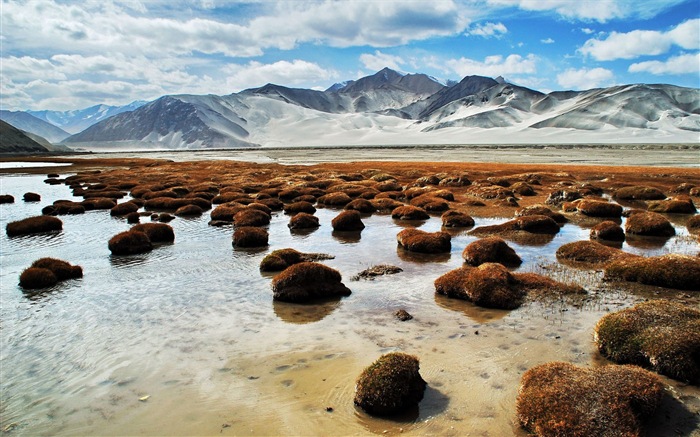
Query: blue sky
[[2, 0, 698, 111]]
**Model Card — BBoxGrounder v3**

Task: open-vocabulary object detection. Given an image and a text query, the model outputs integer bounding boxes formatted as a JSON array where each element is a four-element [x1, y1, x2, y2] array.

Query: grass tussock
[[569, 199, 623, 218], [353, 264, 403, 280], [515, 204, 567, 223], [210, 204, 245, 222], [354, 352, 426, 416], [517, 362, 665, 437], [174, 204, 204, 217], [110, 201, 139, 216], [590, 220, 625, 241], [391, 205, 429, 220], [614, 185, 667, 200], [344, 198, 377, 213], [331, 210, 365, 231], [108, 230, 153, 255], [317, 192, 352, 206], [131, 223, 175, 243], [441, 210, 475, 228], [288, 212, 320, 229], [397, 229, 451, 254], [604, 253, 700, 290], [687, 215, 700, 233], [271, 262, 351, 302], [462, 237, 522, 267], [232, 226, 268, 248], [233, 208, 271, 227], [0, 194, 15, 203], [82, 198, 117, 210], [31, 257, 83, 281], [556, 240, 635, 267], [434, 264, 526, 309], [6, 215, 62, 237], [594, 300, 700, 384], [625, 211, 675, 237], [647, 197, 697, 214], [23, 192, 40, 202], [260, 248, 334, 272], [470, 215, 560, 237], [19, 268, 58, 289], [410, 195, 449, 212], [283, 201, 316, 215]]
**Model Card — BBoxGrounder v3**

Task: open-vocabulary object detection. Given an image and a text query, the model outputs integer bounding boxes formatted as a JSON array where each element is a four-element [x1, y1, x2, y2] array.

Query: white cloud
[[557, 67, 614, 89], [359, 51, 405, 71], [446, 54, 537, 77], [222, 60, 337, 90], [486, 0, 688, 22], [629, 53, 700, 75], [541, 38, 555, 44], [466, 22, 508, 38], [581, 28, 595, 34], [581, 19, 700, 60]]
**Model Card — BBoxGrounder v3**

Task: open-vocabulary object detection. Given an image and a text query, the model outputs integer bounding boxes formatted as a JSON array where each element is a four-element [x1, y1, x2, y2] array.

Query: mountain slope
[[0, 110, 70, 143], [0, 120, 51, 154], [28, 101, 147, 134]]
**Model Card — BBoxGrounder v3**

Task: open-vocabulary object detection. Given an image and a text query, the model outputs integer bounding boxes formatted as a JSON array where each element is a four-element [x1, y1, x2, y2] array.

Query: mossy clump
[[283, 201, 316, 215], [370, 198, 404, 212], [0, 194, 15, 204], [556, 240, 634, 267], [590, 220, 625, 241], [354, 264, 403, 280], [318, 192, 352, 206], [210, 204, 245, 222], [391, 205, 429, 220], [470, 215, 560, 237], [46, 201, 86, 216], [344, 198, 377, 213], [131, 223, 175, 243], [288, 212, 320, 229], [174, 204, 204, 217], [108, 230, 153, 255], [126, 212, 140, 224], [647, 197, 697, 214], [6, 215, 62, 236], [614, 185, 667, 200], [19, 268, 58, 289], [462, 237, 522, 267], [233, 208, 271, 227], [331, 210, 365, 231], [434, 264, 525, 309], [515, 204, 567, 224], [260, 248, 333, 272], [604, 254, 700, 290], [625, 211, 675, 237], [30, 257, 83, 281], [233, 226, 269, 248], [687, 214, 700, 233], [82, 198, 117, 210], [110, 201, 140, 216], [517, 362, 664, 437], [397, 229, 451, 254], [410, 195, 449, 212], [354, 352, 426, 416], [573, 199, 623, 218], [272, 262, 351, 302], [441, 210, 474, 228], [23, 192, 41, 202], [594, 300, 700, 384]]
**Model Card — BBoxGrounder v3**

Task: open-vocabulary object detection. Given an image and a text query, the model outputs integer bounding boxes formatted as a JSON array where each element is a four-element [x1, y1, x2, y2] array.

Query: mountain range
[[4, 68, 699, 151]]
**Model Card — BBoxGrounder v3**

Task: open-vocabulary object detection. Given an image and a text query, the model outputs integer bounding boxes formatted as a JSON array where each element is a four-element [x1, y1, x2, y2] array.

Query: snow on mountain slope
[[28, 101, 147, 134], [0, 110, 70, 143]]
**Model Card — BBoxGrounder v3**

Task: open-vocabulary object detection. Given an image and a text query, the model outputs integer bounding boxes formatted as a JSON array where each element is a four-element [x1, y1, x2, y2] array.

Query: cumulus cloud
[[629, 53, 700, 75], [446, 54, 537, 77], [541, 38, 555, 44], [581, 28, 595, 34], [581, 19, 700, 60], [466, 22, 508, 38], [222, 60, 337, 90], [486, 0, 688, 22], [557, 67, 614, 90], [359, 51, 406, 71]]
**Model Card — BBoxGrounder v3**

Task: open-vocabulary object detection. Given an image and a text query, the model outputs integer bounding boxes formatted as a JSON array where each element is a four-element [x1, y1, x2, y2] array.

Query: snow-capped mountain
[[53, 68, 700, 150], [28, 101, 147, 134], [0, 110, 71, 143]]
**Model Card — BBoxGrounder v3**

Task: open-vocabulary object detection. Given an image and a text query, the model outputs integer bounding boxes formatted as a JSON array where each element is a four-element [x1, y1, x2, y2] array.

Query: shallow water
[[1, 172, 699, 436]]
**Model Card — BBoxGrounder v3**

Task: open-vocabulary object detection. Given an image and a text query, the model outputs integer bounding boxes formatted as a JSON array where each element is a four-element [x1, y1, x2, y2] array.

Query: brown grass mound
[[397, 229, 451, 253], [590, 220, 625, 241], [232, 226, 269, 248], [131, 223, 175, 243], [0, 194, 15, 204], [174, 204, 204, 217], [556, 240, 634, 266], [604, 254, 700, 290], [260, 248, 306, 271], [126, 212, 140, 224], [575, 199, 623, 217], [6, 215, 63, 236], [517, 362, 664, 437], [511, 181, 536, 196], [370, 198, 404, 212], [31, 257, 83, 281], [515, 204, 567, 223], [331, 210, 365, 231], [434, 263, 525, 309], [546, 189, 582, 205], [108, 230, 153, 255], [441, 210, 475, 228], [43, 201, 86, 216], [470, 215, 560, 237], [410, 195, 449, 212], [647, 197, 697, 214], [614, 185, 667, 200], [23, 192, 41, 202], [288, 212, 320, 229], [391, 205, 429, 220], [210, 204, 245, 222], [354, 352, 426, 416], [317, 192, 352, 206], [688, 215, 700, 233], [284, 201, 316, 215], [462, 237, 522, 267], [19, 267, 58, 289], [594, 300, 700, 384], [233, 208, 271, 227], [82, 198, 117, 210], [272, 262, 351, 302], [144, 197, 211, 211], [625, 211, 675, 237], [110, 201, 139, 216], [344, 198, 377, 213]]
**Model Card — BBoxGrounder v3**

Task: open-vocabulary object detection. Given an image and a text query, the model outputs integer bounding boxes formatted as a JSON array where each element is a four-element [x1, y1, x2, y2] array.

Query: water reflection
[[332, 230, 362, 244], [273, 298, 342, 324], [396, 246, 451, 264], [434, 293, 510, 323], [625, 234, 673, 250]]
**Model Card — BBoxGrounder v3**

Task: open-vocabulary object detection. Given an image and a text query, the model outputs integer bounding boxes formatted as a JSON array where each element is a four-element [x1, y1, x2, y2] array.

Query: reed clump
[[6, 215, 63, 236], [271, 262, 351, 302]]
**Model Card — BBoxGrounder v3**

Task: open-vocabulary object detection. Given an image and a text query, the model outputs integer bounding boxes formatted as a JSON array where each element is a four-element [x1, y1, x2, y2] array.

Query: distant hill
[[27, 101, 147, 134], [0, 120, 51, 154], [0, 110, 70, 143]]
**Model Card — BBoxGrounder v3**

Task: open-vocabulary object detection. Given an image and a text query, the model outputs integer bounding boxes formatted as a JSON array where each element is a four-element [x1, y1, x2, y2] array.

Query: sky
[[1, 0, 699, 111]]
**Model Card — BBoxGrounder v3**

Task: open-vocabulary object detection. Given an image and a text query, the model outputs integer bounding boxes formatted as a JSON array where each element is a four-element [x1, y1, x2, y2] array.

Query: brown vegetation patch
[[441, 210, 474, 228], [647, 197, 697, 214], [354, 352, 426, 416], [395, 309, 413, 321], [19, 267, 58, 289], [23, 192, 40, 202], [317, 192, 352, 206], [31, 257, 83, 281], [595, 300, 700, 384], [410, 195, 449, 212], [353, 264, 403, 280], [0, 194, 15, 204], [233, 208, 271, 227], [397, 229, 451, 254], [688, 215, 700, 233], [110, 201, 139, 216], [572, 199, 623, 217], [515, 204, 567, 223], [470, 215, 560, 238], [545, 189, 582, 206], [517, 362, 664, 437], [283, 201, 316, 215], [108, 230, 153, 255], [556, 240, 635, 267], [174, 204, 204, 217], [462, 237, 522, 267], [6, 215, 62, 236], [604, 254, 700, 290], [288, 212, 320, 229], [82, 198, 117, 210], [391, 205, 429, 220], [331, 210, 365, 231], [210, 204, 245, 222], [434, 263, 526, 309], [232, 226, 269, 248], [131, 223, 175, 243], [590, 220, 625, 241], [272, 262, 351, 302], [344, 198, 377, 213], [370, 197, 404, 212], [625, 211, 675, 237], [614, 185, 667, 200], [260, 248, 334, 272]]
